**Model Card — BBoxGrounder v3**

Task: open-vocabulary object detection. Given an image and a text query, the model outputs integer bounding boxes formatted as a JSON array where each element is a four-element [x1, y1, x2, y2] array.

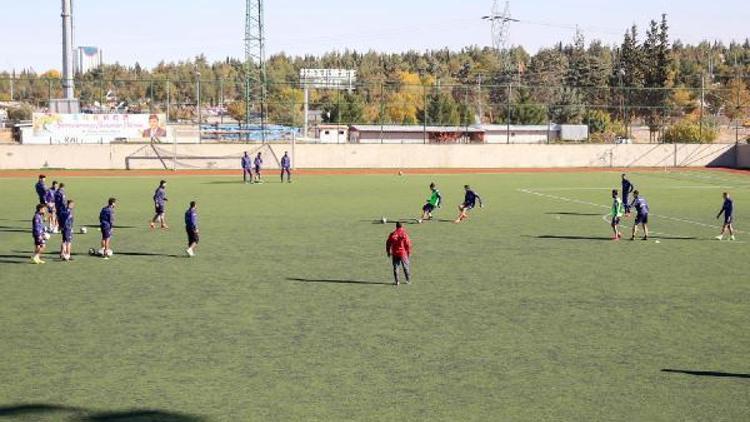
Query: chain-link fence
[[1, 77, 749, 144]]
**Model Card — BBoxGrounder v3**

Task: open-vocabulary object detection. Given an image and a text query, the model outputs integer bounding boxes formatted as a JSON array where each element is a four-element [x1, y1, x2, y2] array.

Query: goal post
[[125, 143, 281, 171]]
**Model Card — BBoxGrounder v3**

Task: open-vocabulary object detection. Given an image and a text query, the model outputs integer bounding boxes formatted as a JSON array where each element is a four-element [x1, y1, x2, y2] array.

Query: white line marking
[[518, 188, 744, 235]]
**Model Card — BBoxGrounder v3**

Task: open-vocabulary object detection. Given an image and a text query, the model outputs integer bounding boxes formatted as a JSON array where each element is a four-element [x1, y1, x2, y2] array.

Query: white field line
[[518, 188, 744, 235], [528, 186, 720, 192]]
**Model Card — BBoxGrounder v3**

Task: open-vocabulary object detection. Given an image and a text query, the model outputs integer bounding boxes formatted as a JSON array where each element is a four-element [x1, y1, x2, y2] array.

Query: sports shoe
[[730, 235, 736, 241], [715, 235, 724, 241], [149, 222, 155, 229], [186, 248, 195, 257]]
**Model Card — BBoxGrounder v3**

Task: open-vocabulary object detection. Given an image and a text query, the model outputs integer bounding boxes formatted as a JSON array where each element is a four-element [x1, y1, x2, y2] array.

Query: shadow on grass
[[532, 235, 613, 241], [288, 277, 393, 286], [365, 218, 456, 225], [545, 212, 602, 217], [203, 180, 246, 185], [115, 252, 184, 258], [661, 369, 750, 379], [0, 225, 29, 234], [0, 403, 205, 421]]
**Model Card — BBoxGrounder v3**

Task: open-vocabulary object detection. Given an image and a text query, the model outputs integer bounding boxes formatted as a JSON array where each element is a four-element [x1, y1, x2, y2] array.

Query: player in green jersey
[[610, 189, 624, 240], [418, 183, 443, 224]]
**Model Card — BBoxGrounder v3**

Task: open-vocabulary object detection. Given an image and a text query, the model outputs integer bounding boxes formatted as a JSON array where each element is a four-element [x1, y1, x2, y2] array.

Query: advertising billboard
[[29, 113, 169, 144]]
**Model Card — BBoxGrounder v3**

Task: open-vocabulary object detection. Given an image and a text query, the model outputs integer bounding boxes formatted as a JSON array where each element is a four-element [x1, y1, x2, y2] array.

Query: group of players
[[241, 151, 293, 184], [609, 173, 736, 241], [384, 182, 485, 286], [30, 175, 200, 264]]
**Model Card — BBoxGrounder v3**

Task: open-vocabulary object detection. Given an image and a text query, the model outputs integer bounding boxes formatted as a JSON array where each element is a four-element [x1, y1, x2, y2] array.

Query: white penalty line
[[518, 188, 744, 235]]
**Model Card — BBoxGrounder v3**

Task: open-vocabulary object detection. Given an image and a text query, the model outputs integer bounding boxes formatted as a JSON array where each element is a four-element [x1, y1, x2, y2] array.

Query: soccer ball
[[381, 217, 388, 224], [105, 249, 114, 258], [43, 232, 51, 240], [398, 171, 404, 176], [80, 227, 88, 234], [417, 219, 423, 224]]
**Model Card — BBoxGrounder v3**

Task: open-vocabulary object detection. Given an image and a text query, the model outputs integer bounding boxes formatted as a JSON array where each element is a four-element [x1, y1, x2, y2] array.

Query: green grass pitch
[[0, 170, 748, 421]]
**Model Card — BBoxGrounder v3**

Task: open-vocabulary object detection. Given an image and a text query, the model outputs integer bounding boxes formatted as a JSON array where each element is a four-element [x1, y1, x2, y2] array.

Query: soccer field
[[0, 169, 748, 421]]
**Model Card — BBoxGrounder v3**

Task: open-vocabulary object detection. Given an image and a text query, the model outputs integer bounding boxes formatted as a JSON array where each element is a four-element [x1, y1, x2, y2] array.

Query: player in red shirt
[[386, 222, 412, 286]]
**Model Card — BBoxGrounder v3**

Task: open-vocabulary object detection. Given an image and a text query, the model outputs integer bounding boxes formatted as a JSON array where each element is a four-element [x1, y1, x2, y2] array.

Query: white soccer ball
[[381, 217, 388, 224], [80, 227, 88, 234], [43, 232, 51, 240], [105, 249, 114, 258]]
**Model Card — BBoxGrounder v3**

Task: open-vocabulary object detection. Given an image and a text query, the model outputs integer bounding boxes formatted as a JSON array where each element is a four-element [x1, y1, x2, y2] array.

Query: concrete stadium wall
[[736, 144, 750, 169], [0, 142, 741, 170]]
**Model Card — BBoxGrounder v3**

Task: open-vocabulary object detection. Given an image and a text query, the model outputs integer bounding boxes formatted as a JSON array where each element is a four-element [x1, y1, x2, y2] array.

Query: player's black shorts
[[187, 228, 199, 245], [422, 203, 436, 213], [611, 216, 621, 225], [462, 202, 475, 211], [725, 215, 733, 225], [635, 214, 649, 225], [155, 204, 165, 215], [33, 235, 46, 246]]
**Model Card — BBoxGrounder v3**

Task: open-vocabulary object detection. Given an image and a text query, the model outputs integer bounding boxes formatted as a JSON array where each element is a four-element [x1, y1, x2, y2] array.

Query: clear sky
[[1, 0, 747, 72]]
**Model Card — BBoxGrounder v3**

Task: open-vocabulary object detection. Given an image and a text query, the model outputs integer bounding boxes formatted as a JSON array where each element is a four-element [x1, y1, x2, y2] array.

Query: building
[[482, 124, 589, 144], [348, 125, 484, 144], [75, 46, 103, 74], [315, 125, 349, 143]]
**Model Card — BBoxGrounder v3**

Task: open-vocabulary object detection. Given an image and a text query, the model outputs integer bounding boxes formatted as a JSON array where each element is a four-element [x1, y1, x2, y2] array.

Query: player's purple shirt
[[633, 197, 649, 215], [99, 206, 114, 228], [281, 155, 291, 169], [35, 181, 47, 202], [60, 208, 74, 231], [464, 190, 480, 206], [44, 188, 56, 204], [241, 155, 252, 169], [254, 156, 263, 168], [32, 212, 45, 237], [153, 186, 167, 206], [722, 198, 734, 217], [185, 208, 198, 230], [55, 188, 67, 211]]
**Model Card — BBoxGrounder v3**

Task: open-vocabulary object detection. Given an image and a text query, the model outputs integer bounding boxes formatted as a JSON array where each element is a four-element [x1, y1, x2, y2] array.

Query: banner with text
[[28, 113, 169, 144]]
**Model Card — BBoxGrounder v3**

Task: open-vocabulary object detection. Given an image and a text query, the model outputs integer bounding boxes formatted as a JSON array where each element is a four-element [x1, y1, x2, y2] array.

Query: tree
[[509, 87, 546, 125], [7, 104, 34, 121], [322, 92, 364, 124], [550, 87, 583, 123], [227, 101, 246, 126], [722, 78, 750, 123], [420, 90, 461, 126], [614, 25, 645, 132]]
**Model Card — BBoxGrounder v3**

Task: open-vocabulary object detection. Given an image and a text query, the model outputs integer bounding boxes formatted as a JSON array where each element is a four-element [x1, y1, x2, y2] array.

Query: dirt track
[[0, 167, 747, 178]]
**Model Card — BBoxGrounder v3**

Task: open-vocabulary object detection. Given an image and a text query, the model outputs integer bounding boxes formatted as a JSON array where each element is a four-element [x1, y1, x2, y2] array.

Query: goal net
[[125, 143, 281, 171]]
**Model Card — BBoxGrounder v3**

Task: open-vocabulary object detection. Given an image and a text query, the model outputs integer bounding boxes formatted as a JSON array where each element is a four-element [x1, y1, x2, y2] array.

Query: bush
[[6, 104, 34, 121], [663, 119, 718, 143]]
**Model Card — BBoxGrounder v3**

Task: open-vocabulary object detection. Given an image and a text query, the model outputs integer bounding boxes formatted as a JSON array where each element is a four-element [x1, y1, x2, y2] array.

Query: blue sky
[[1, 0, 747, 72]]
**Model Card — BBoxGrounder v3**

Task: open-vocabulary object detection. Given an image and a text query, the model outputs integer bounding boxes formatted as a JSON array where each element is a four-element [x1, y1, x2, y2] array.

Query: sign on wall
[[29, 113, 169, 144]]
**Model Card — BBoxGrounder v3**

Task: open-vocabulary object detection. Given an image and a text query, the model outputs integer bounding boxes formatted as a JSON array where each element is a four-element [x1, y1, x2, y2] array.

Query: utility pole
[[482, 1, 519, 74], [60, 0, 75, 100], [476, 74, 483, 124], [700, 74, 705, 140], [245, 0, 267, 142], [196, 70, 202, 143]]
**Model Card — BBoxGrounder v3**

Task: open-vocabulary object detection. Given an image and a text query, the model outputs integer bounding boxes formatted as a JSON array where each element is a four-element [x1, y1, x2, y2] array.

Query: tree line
[[1, 14, 749, 142]]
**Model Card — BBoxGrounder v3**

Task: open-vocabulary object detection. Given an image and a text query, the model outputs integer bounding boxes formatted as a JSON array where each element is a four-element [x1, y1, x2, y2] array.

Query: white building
[[75, 46, 103, 74]]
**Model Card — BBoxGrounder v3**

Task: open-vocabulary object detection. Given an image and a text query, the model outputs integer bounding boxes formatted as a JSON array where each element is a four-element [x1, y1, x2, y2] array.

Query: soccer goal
[[125, 143, 281, 171]]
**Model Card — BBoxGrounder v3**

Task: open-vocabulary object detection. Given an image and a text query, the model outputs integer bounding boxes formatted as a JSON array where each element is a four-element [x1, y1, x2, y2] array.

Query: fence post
[[48, 79, 52, 107], [423, 83, 427, 144], [506, 83, 512, 144], [166, 78, 171, 123], [379, 82, 385, 144]]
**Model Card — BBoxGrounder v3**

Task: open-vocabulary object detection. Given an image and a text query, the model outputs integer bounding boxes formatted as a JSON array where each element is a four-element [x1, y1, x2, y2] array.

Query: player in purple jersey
[[31, 204, 47, 264], [44, 181, 59, 233], [454, 185, 483, 224], [241, 151, 254, 184], [280, 151, 292, 183], [716, 192, 736, 241], [54, 182, 68, 234], [253, 152, 264, 183], [629, 190, 649, 241], [35, 174, 47, 204], [149, 180, 169, 230], [185, 201, 199, 257], [94, 198, 117, 259], [59, 200, 75, 261]]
